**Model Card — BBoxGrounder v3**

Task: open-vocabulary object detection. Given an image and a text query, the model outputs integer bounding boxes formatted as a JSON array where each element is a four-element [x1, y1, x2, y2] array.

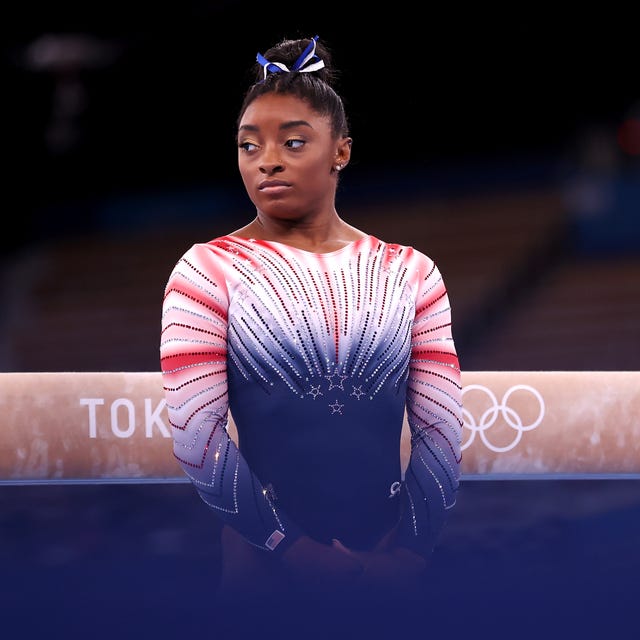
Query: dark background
[[5, 2, 638, 253]]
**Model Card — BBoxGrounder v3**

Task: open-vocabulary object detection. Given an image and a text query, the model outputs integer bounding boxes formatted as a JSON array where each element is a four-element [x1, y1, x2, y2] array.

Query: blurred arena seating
[[1, 185, 638, 373]]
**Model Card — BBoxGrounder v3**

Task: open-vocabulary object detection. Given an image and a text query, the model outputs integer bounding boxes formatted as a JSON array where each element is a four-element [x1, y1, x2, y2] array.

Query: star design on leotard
[[307, 385, 323, 399], [329, 400, 344, 415], [351, 386, 365, 400], [325, 369, 347, 391]]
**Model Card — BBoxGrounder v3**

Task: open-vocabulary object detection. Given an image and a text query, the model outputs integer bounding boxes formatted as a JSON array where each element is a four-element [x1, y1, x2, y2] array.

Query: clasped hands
[[280, 528, 427, 593]]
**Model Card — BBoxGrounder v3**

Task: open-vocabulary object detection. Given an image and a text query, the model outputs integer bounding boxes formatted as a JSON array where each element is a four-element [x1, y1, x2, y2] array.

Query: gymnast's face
[[237, 93, 350, 222]]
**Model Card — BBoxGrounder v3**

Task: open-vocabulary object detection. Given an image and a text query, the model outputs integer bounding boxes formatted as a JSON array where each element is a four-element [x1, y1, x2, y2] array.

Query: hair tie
[[257, 35, 325, 81]]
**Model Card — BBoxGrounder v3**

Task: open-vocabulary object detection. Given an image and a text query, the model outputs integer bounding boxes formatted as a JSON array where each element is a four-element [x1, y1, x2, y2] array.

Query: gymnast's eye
[[239, 141, 258, 152], [285, 138, 305, 149]]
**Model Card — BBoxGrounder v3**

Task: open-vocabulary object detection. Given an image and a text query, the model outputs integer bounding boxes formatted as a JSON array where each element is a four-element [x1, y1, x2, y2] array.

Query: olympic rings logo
[[461, 384, 545, 453]]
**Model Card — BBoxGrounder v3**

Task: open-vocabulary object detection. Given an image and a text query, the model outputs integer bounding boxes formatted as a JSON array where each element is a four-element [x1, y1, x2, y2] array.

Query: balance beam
[[1, 371, 638, 484]]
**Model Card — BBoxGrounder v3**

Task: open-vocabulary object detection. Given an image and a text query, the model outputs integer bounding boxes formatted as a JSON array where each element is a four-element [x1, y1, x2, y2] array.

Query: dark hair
[[237, 37, 350, 139]]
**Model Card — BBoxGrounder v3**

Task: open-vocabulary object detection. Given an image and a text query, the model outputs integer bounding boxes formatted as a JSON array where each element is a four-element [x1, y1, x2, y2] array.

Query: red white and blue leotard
[[160, 234, 462, 558]]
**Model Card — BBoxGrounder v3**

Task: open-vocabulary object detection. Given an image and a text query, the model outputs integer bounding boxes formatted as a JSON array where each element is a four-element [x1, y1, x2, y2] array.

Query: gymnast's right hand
[[280, 535, 364, 588]]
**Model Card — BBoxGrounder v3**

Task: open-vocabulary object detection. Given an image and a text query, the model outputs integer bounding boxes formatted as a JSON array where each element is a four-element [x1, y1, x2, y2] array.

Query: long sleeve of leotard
[[395, 258, 463, 558], [159, 243, 303, 554]]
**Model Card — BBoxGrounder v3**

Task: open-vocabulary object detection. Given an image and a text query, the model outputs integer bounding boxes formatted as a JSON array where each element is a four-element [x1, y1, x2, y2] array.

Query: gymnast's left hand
[[331, 537, 427, 590]]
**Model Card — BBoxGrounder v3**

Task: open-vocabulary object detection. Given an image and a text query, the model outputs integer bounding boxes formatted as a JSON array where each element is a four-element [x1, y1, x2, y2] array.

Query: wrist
[[265, 528, 303, 556]]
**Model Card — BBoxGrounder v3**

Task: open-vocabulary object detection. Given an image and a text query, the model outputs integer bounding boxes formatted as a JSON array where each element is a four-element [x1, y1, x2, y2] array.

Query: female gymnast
[[160, 34, 462, 629]]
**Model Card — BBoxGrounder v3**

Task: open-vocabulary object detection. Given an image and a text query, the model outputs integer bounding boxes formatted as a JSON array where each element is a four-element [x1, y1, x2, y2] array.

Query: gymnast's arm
[[338, 258, 462, 585], [159, 245, 303, 554], [395, 260, 463, 559]]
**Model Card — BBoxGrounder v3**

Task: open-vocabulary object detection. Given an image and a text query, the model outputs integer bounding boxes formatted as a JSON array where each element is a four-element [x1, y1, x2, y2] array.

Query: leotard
[[160, 234, 462, 558]]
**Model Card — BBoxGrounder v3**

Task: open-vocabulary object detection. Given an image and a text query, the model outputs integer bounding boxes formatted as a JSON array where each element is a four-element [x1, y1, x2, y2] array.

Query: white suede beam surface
[[1, 371, 638, 484]]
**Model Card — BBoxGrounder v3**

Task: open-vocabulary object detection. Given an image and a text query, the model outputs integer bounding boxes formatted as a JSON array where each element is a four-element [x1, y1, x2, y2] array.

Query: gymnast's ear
[[333, 136, 352, 172]]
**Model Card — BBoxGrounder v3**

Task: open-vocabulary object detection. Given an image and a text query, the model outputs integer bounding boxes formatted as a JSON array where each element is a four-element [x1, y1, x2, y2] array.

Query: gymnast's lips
[[258, 179, 291, 192]]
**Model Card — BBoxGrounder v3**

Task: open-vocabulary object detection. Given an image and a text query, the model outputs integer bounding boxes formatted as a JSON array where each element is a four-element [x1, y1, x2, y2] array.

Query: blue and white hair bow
[[257, 35, 325, 80]]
